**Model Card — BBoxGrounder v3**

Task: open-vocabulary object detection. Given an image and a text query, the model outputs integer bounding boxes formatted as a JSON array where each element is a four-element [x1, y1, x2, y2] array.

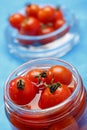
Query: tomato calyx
[[39, 71, 47, 78], [49, 82, 61, 93], [35, 71, 47, 84], [17, 79, 25, 89], [44, 81, 62, 93]]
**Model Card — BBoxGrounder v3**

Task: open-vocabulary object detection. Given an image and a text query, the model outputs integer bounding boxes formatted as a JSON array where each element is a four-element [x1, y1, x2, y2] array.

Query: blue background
[[0, 0, 87, 129]]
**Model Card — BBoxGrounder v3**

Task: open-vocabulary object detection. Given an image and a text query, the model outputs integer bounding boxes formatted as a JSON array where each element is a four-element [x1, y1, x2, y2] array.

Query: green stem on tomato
[[49, 82, 61, 93], [40, 71, 47, 78], [35, 70, 47, 84], [17, 79, 25, 89]]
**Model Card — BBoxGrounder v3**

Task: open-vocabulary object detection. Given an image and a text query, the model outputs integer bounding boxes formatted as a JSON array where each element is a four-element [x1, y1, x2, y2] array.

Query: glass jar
[[5, 4, 80, 61], [4, 58, 87, 130]]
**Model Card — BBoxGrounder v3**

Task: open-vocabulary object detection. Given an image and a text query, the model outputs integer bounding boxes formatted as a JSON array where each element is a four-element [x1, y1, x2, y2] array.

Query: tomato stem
[[40, 71, 47, 78], [49, 82, 61, 93], [35, 71, 47, 84], [17, 79, 25, 89]]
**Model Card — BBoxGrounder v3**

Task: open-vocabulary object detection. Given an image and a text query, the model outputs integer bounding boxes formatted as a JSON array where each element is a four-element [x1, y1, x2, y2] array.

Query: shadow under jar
[[4, 58, 87, 130]]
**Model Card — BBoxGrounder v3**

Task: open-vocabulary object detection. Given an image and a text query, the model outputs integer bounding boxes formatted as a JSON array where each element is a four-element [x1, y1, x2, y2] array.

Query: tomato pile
[[8, 65, 87, 130], [8, 4, 66, 45], [9, 65, 74, 109]]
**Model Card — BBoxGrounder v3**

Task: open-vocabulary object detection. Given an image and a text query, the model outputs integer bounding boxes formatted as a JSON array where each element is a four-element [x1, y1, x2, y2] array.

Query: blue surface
[[0, 0, 87, 129]]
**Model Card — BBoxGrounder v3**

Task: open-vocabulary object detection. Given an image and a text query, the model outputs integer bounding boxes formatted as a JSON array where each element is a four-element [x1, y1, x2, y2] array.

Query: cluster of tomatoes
[[9, 4, 65, 45], [9, 65, 74, 109]]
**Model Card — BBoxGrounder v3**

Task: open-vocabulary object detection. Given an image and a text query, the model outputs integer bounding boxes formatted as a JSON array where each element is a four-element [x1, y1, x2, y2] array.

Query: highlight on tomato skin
[[39, 26, 54, 35], [54, 18, 65, 30]]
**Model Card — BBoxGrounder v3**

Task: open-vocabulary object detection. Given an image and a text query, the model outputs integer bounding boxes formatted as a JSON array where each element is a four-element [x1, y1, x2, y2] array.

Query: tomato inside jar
[[8, 4, 67, 46], [4, 58, 87, 130]]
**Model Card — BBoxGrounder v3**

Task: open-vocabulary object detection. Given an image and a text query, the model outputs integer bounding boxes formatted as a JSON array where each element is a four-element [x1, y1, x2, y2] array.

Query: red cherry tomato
[[38, 83, 71, 109], [38, 5, 55, 23], [25, 69, 53, 91], [25, 69, 44, 84], [20, 17, 40, 35], [49, 65, 72, 85], [25, 4, 39, 17], [9, 76, 36, 105], [54, 18, 65, 30], [9, 13, 25, 30], [53, 9, 63, 21]]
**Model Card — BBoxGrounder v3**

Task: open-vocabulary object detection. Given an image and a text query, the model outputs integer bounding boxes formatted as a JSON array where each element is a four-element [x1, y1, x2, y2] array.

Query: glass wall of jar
[[4, 58, 87, 130]]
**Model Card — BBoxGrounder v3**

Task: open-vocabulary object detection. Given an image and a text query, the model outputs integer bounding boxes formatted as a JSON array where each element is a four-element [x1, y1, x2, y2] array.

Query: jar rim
[[4, 58, 81, 115]]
